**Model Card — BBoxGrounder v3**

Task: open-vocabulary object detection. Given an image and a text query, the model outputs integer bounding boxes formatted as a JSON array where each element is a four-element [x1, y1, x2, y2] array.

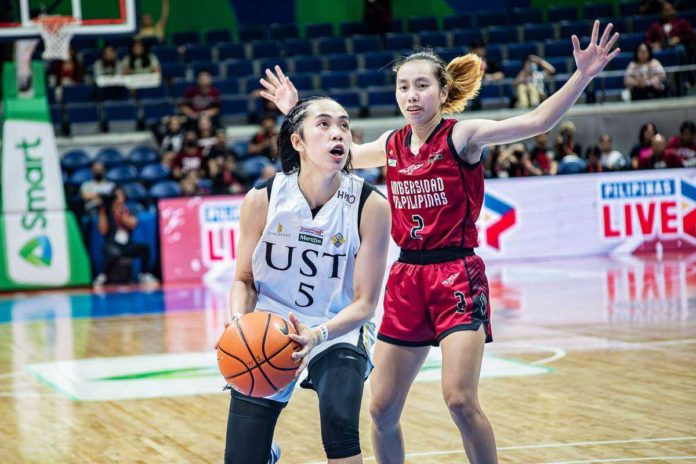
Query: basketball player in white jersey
[[223, 96, 391, 464]]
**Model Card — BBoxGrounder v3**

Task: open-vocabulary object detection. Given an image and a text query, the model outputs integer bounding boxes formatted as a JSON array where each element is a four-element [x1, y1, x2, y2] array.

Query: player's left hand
[[572, 20, 620, 78], [287, 312, 321, 377]]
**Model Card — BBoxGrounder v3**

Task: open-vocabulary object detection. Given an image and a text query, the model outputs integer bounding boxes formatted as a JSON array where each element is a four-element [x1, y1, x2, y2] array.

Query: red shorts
[[378, 252, 493, 346]]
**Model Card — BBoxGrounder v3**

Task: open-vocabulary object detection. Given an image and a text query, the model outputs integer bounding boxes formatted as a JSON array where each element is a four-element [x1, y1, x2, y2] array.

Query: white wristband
[[317, 324, 329, 344]]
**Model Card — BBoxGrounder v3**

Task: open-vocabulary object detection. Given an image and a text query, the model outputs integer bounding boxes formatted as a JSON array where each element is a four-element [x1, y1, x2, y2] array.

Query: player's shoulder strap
[[358, 181, 386, 233], [253, 174, 277, 201]]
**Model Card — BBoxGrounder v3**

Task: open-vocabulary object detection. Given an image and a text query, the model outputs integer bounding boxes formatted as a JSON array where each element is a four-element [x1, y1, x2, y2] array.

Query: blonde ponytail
[[443, 53, 484, 115]]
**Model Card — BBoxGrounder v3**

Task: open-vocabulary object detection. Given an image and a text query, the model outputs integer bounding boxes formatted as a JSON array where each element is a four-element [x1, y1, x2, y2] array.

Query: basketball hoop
[[35, 15, 79, 61]]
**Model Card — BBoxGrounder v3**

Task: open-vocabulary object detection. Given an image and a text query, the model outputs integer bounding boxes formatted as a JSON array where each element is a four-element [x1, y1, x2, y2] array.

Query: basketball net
[[35, 15, 78, 61]]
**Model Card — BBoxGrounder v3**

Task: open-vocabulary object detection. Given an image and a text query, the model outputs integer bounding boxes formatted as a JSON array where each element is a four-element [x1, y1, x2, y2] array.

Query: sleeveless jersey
[[385, 118, 484, 250], [252, 171, 367, 358]]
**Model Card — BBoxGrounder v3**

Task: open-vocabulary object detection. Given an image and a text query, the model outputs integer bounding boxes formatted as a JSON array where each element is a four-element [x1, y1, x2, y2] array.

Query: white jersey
[[252, 171, 375, 363]]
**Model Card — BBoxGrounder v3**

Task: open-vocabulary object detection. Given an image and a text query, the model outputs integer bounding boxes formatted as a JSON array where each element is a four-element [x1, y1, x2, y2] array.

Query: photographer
[[92, 187, 159, 287], [80, 161, 115, 214]]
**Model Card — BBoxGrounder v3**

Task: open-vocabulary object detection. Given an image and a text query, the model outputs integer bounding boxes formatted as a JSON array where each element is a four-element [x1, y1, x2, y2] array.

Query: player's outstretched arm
[[260, 66, 390, 168], [452, 20, 620, 164], [229, 187, 268, 320]]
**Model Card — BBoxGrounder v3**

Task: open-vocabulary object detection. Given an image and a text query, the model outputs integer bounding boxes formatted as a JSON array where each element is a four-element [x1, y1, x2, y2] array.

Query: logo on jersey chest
[[268, 222, 291, 238], [388, 159, 397, 167], [428, 152, 443, 164], [331, 233, 345, 248], [399, 163, 425, 176], [337, 190, 356, 204], [298, 226, 324, 246]]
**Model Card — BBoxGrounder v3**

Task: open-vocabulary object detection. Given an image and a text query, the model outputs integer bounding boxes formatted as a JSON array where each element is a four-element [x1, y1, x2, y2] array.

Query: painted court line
[[302, 437, 696, 464], [542, 457, 696, 463]]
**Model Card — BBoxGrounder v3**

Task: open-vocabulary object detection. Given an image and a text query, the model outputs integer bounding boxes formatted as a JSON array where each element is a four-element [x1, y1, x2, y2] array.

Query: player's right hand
[[259, 66, 299, 115]]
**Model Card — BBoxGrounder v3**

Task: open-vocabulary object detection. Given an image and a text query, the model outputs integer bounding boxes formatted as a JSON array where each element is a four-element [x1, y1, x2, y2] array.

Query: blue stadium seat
[[98, 85, 131, 101], [305, 23, 333, 38], [143, 100, 174, 124], [479, 83, 511, 109], [546, 56, 571, 74], [419, 31, 449, 48], [331, 89, 362, 114], [654, 49, 679, 67], [259, 58, 289, 75], [171, 79, 194, 97], [318, 37, 347, 54], [289, 73, 315, 91], [363, 51, 396, 70], [523, 23, 555, 42], [609, 52, 633, 71], [129, 146, 160, 168], [630, 15, 659, 34], [452, 29, 484, 47], [103, 101, 138, 132], [161, 62, 186, 80], [340, 21, 367, 36], [217, 43, 246, 61], [212, 77, 240, 95], [61, 149, 91, 173], [125, 200, 146, 214], [205, 29, 232, 44], [502, 61, 521, 77], [80, 48, 101, 67], [583, 3, 614, 19], [239, 25, 266, 42], [408, 16, 439, 32], [184, 44, 212, 62], [140, 164, 171, 185], [67, 167, 93, 186], [134, 85, 167, 100], [435, 48, 462, 63], [443, 15, 472, 30], [513, 7, 543, 24], [367, 87, 397, 116], [486, 45, 504, 63], [232, 141, 249, 159], [269, 23, 298, 40], [96, 148, 126, 169], [351, 35, 382, 53], [149, 180, 182, 199], [619, 1, 638, 16], [224, 59, 255, 77], [172, 31, 200, 46], [487, 26, 519, 44], [477, 10, 509, 27], [293, 55, 323, 73], [221, 96, 249, 124], [544, 39, 571, 57], [507, 43, 539, 61], [384, 33, 414, 51], [284, 38, 313, 56], [560, 20, 592, 39], [72, 37, 98, 50], [66, 104, 100, 135], [320, 71, 352, 89], [549, 6, 579, 22], [251, 40, 282, 59], [106, 165, 139, 184], [190, 61, 220, 77], [243, 75, 261, 94], [327, 54, 358, 72], [356, 69, 387, 88], [62, 84, 93, 103], [151, 45, 179, 63], [389, 18, 404, 33], [618, 33, 646, 53]]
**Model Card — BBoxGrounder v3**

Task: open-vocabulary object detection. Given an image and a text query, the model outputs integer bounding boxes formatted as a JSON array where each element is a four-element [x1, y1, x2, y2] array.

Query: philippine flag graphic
[[481, 193, 517, 251], [681, 179, 696, 239]]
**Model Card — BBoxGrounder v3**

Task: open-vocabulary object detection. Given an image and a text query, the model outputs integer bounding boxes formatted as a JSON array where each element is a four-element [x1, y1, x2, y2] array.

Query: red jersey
[[385, 118, 484, 250]]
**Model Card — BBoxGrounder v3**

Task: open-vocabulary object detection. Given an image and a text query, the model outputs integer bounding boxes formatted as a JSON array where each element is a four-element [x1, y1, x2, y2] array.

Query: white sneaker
[[268, 441, 281, 464], [138, 272, 159, 284], [93, 273, 107, 287]]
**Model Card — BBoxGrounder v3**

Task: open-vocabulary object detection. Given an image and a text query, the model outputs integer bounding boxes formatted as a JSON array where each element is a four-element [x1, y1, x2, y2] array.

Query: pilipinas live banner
[[158, 169, 696, 284], [0, 62, 91, 290]]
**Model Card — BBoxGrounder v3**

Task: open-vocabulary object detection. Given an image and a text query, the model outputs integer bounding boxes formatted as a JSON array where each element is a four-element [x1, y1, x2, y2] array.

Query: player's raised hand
[[572, 20, 620, 78], [260, 66, 299, 115]]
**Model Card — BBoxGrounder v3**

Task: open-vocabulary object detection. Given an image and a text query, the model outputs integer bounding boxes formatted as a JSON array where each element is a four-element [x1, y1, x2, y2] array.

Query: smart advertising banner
[[159, 169, 696, 284], [0, 62, 90, 290]]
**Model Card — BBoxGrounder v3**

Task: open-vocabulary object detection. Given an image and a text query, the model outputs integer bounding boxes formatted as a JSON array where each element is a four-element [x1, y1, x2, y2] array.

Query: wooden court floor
[[0, 254, 695, 463]]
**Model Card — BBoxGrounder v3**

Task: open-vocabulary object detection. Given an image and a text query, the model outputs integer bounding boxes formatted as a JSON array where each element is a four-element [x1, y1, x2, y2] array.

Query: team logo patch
[[298, 226, 324, 246], [277, 224, 283, 233], [399, 163, 424, 176], [268, 222, 291, 238], [331, 233, 345, 248], [388, 159, 397, 167], [428, 153, 443, 164], [442, 272, 459, 286]]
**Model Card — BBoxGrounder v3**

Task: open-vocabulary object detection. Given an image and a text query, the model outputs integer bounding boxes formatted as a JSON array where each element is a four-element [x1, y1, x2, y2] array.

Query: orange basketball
[[216, 311, 301, 397]]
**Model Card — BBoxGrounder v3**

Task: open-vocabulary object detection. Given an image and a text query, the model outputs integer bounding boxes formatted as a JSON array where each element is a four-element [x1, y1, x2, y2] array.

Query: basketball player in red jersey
[[261, 21, 619, 463]]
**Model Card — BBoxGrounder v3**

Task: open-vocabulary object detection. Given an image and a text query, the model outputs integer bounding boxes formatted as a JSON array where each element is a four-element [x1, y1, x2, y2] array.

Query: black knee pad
[[309, 347, 368, 459]]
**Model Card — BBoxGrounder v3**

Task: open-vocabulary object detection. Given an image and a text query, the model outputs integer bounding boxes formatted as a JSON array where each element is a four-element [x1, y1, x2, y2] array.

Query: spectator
[[364, 0, 392, 36], [135, 0, 168, 42], [514, 55, 555, 109], [558, 121, 582, 158], [598, 134, 628, 171], [528, 132, 558, 175], [208, 152, 247, 194], [93, 45, 122, 79], [173, 130, 205, 179], [469, 40, 504, 111], [585, 146, 603, 173], [646, 1, 694, 51], [179, 170, 203, 196], [496, 143, 542, 177], [48, 48, 85, 88], [624, 43, 667, 100], [248, 114, 278, 160], [630, 122, 659, 169], [666, 120, 696, 166], [641, 133, 682, 168], [121, 39, 160, 75], [197, 116, 218, 154], [639, 0, 666, 15], [555, 134, 586, 174], [159, 115, 184, 156], [80, 161, 115, 214], [93, 186, 159, 287], [180, 70, 221, 125]]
